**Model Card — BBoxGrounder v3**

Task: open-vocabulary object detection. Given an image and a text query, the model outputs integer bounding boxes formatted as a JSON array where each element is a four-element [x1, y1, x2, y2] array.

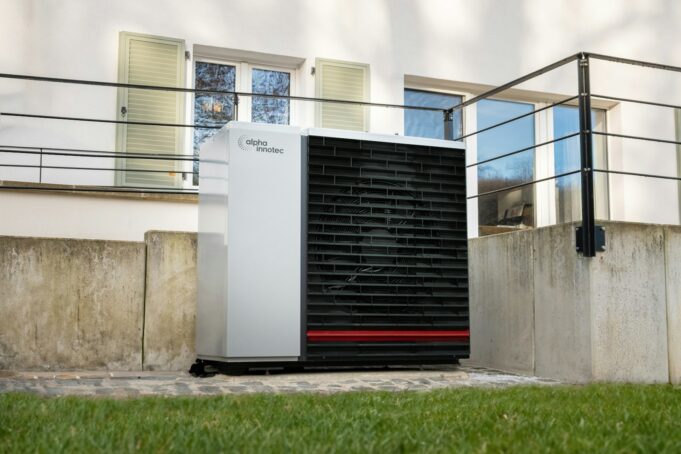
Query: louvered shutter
[[316, 59, 369, 131], [116, 33, 185, 188]]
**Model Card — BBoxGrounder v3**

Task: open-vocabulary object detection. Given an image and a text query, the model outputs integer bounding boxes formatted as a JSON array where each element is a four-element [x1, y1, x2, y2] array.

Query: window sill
[[0, 181, 198, 203]]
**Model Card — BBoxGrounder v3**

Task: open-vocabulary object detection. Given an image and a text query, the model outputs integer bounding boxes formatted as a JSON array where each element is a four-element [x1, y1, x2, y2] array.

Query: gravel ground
[[0, 366, 559, 397]]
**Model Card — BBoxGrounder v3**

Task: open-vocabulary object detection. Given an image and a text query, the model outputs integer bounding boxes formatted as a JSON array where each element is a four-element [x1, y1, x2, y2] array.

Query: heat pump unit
[[194, 122, 468, 374]]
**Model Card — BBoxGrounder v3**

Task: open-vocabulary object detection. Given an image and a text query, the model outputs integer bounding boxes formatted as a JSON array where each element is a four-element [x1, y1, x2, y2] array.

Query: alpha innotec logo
[[237, 135, 285, 154]]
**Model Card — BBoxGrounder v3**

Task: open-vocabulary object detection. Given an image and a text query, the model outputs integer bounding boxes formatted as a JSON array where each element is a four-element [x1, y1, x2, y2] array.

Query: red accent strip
[[307, 330, 470, 343]]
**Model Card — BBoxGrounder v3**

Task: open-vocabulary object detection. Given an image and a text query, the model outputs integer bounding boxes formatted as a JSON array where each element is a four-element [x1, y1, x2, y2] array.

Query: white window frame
[[184, 57, 297, 188], [404, 82, 611, 237], [402, 85, 467, 140]]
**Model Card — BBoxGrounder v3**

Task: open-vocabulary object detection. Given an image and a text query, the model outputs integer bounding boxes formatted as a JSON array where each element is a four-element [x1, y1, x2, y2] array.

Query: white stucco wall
[[0, 191, 197, 241], [0, 0, 680, 239]]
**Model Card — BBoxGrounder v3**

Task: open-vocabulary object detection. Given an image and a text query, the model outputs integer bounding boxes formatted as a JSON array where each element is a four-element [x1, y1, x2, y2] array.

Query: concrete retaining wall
[[0, 237, 146, 370], [142, 231, 197, 371], [0, 233, 197, 371], [2, 221, 679, 381], [469, 221, 681, 384]]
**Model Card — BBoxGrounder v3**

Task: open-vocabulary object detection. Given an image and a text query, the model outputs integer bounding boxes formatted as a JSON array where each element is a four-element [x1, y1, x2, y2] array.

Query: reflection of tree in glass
[[252, 69, 290, 125], [192, 62, 236, 185]]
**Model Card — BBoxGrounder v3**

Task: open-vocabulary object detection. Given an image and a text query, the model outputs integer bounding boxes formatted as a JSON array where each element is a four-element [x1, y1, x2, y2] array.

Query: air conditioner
[[193, 122, 468, 374]]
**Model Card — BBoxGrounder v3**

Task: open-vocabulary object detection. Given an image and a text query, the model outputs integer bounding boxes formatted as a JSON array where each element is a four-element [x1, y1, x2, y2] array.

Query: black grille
[[306, 135, 469, 363]]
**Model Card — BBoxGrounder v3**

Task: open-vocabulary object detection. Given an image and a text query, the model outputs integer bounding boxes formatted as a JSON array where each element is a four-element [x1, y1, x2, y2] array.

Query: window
[[316, 58, 369, 131], [116, 32, 186, 188], [404, 89, 463, 140], [553, 106, 608, 223], [251, 68, 290, 125], [193, 61, 237, 186], [476, 99, 536, 234], [191, 60, 294, 185]]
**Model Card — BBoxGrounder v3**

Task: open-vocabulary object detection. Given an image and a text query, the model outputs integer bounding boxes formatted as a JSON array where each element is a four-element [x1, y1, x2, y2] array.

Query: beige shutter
[[315, 59, 369, 131], [116, 33, 185, 188]]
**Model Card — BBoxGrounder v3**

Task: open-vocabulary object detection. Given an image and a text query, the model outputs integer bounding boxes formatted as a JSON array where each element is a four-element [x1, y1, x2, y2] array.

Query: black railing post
[[443, 109, 454, 140], [577, 53, 596, 257], [234, 93, 239, 121]]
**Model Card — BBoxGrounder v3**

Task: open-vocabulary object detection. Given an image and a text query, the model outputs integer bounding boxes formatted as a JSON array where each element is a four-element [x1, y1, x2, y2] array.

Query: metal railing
[[0, 71, 445, 195], [1, 52, 680, 256], [444, 52, 681, 257]]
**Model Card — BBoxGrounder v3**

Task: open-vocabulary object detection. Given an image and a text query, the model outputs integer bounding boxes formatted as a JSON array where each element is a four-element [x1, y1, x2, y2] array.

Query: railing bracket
[[576, 225, 606, 253]]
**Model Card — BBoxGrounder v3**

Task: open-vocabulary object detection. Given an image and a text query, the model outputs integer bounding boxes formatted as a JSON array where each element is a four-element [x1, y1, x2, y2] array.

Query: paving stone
[[198, 385, 221, 394], [0, 367, 558, 397]]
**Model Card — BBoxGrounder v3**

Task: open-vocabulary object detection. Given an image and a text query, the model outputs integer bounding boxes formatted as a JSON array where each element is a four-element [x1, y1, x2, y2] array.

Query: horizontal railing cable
[[445, 53, 581, 113], [592, 131, 681, 146], [591, 94, 681, 112], [466, 132, 580, 168], [589, 53, 681, 74], [0, 184, 198, 195], [468, 170, 581, 199], [0, 112, 224, 129], [0, 72, 444, 112], [0, 147, 197, 162], [454, 95, 579, 141], [594, 169, 681, 182], [0, 163, 196, 174], [0, 144, 192, 159]]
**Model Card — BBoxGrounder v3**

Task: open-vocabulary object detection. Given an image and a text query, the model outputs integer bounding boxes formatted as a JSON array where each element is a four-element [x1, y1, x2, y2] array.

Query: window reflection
[[252, 68, 290, 125], [404, 89, 462, 140], [193, 61, 236, 185], [553, 106, 608, 223], [477, 99, 535, 235]]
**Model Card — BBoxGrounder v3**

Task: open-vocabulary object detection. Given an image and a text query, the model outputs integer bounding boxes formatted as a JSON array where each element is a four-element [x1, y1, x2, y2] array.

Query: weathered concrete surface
[[0, 236, 145, 370], [589, 223, 669, 383], [468, 230, 535, 374], [470, 221, 679, 384], [533, 222, 592, 383], [142, 231, 197, 371], [665, 225, 681, 385]]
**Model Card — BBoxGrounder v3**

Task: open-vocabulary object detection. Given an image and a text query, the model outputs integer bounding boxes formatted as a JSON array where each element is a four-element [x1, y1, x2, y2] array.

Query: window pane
[[477, 99, 535, 234], [252, 69, 290, 125], [193, 61, 236, 185], [404, 89, 462, 140], [553, 106, 608, 223]]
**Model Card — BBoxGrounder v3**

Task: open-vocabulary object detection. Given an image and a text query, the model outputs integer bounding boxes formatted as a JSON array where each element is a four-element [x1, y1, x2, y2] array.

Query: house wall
[[1, 0, 680, 240], [0, 189, 197, 241]]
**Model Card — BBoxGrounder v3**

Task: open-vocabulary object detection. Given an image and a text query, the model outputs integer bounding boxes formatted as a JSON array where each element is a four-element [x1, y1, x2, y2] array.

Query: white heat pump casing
[[197, 122, 302, 362]]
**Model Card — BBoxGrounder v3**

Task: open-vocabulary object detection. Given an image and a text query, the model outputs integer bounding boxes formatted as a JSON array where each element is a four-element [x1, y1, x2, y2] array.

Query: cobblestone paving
[[0, 366, 559, 397]]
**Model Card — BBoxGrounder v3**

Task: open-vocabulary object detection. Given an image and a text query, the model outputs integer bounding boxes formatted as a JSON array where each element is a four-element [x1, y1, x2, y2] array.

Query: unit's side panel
[[197, 128, 230, 359], [305, 136, 469, 364], [226, 123, 302, 360], [300, 135, 309, 360]]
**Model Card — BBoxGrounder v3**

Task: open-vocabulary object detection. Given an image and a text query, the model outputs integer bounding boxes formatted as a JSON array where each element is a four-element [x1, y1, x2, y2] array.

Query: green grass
[[1, 385, 680, 453]]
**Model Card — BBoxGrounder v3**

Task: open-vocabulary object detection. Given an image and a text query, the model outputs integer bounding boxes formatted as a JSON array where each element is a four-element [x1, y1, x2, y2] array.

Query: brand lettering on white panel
[[237, 135, 285, 154]]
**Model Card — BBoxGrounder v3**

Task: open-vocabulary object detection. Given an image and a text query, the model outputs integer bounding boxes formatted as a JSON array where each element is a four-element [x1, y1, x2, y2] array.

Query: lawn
[[1, 385, 680, 453]]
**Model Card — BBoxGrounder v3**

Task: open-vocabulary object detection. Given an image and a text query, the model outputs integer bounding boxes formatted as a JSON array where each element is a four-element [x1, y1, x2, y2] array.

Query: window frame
[[402, 86, 465, 140], [239, 62, 296, 125], [404, 82, 612, 237], [185, 57, 297, 188]]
